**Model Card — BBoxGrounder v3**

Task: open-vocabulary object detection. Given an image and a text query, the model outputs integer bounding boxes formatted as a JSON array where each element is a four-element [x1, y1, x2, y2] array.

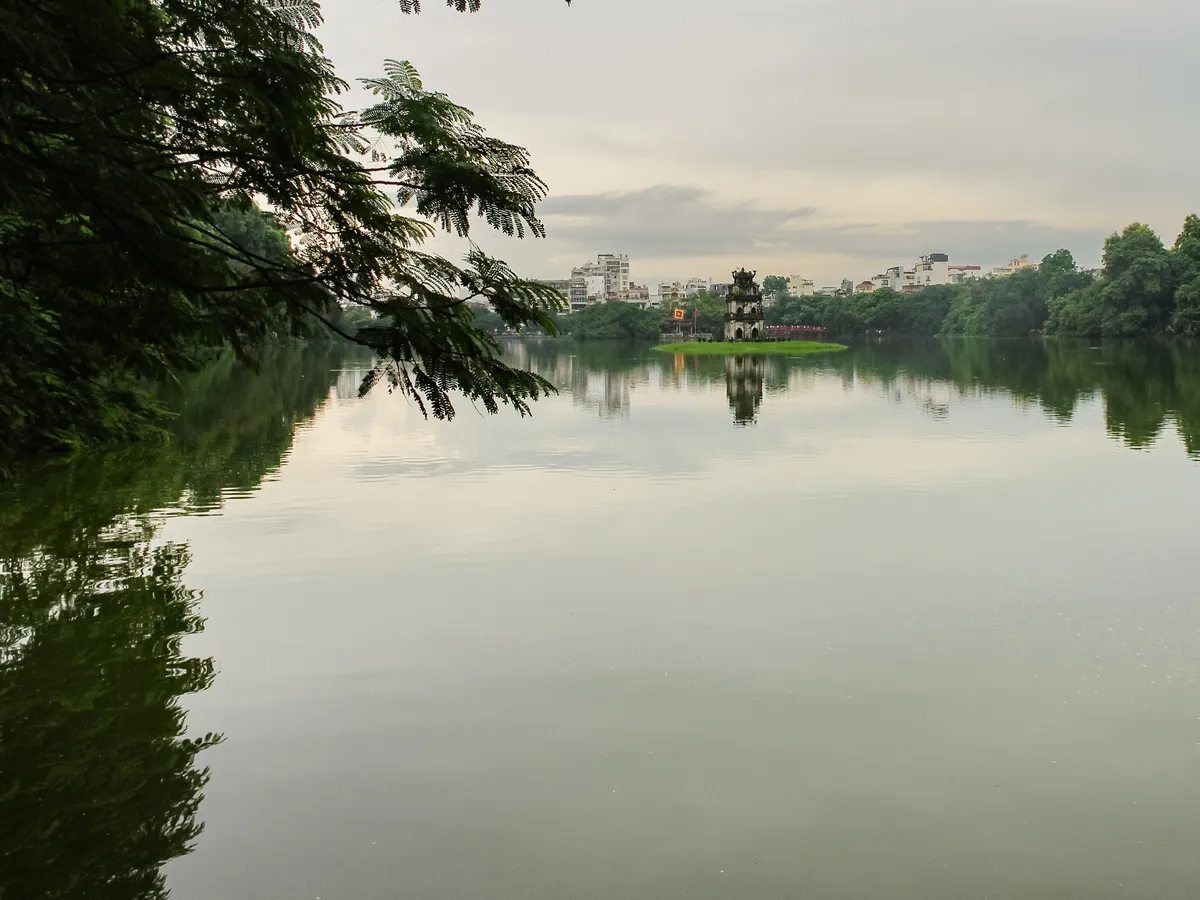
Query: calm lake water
[[3, 339, 1200, 900]]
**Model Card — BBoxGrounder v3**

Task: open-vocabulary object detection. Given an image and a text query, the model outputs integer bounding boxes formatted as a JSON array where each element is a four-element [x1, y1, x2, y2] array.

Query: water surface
[[2, 340, 1199, 900]]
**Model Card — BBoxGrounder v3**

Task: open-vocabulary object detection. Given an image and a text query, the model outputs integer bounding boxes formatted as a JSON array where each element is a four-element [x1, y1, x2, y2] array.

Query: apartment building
[[597, 253, 631, 298], [787, 275, 815, 296], [913, 253, 950, 287]]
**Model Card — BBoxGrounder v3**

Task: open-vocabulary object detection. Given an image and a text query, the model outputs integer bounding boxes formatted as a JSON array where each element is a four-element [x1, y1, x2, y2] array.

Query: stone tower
[[724, 268, 765, 341]]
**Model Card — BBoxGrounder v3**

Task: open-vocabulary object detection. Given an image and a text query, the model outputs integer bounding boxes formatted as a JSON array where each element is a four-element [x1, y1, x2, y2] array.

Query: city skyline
[[542, 248, 1056, 306]]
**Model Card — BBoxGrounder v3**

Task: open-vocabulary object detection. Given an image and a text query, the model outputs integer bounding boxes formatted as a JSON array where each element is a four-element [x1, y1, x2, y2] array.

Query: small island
[[652, 340, 847, 355], [656, 268, 847, 355]]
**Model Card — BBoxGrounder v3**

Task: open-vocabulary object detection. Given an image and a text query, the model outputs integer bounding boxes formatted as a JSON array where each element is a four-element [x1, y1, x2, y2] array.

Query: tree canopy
[[1046, 224, 1174, 337], [557, 302, 663, 340], [0, 0, 569, 476], [761, 275, 790, 301], [754, 220, 1199, 340]]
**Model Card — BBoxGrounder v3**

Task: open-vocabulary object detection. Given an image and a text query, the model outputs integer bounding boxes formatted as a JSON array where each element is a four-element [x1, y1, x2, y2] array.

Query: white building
[[568, 269, 607, 309], [913, 253, 950, 287], [871, 266, 905, 291], [683, 277, 712, 297], [787, 275, 815, 296], [569, 254, 632, 305], [948, 265, 982, 284], [625, 283, 651, 309], [584, 275, 605, 301], [597, 253, 630, 298]]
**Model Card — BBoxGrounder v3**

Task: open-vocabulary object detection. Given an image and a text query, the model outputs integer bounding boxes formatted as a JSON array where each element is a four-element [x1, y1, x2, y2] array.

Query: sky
[[318, 0, 1200, 285]]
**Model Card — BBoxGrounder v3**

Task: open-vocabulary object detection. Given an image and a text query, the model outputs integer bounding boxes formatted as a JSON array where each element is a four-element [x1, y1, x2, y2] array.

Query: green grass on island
[[652, 340, 848, 355]]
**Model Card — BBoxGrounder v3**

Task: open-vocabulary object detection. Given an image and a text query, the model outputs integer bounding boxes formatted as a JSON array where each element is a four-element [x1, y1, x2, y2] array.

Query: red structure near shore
[[765, 325, 829, 341]]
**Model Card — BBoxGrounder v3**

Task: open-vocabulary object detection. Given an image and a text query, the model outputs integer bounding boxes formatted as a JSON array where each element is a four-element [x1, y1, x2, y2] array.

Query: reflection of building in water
[[508, 343, 641, 419], [725, 355, 765, 425], [595, 370, 633, 418], [853, 371, 962, 421], [336, 366, 365, 400]]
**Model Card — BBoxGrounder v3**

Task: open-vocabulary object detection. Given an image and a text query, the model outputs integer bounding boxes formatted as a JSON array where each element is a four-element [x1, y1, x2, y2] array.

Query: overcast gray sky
[[319, 0, 1200, 284]]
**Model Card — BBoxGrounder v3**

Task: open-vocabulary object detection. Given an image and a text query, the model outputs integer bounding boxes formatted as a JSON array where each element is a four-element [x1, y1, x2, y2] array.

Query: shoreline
[[651, 340, 848, 355]]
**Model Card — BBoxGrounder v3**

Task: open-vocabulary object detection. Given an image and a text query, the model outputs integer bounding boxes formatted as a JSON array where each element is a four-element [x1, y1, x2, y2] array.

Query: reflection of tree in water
[[0, 345, 344, 900], [505, 337, 1200, 455], [0, 526, 216, 900], [724, 355, 765, 425], [823, 339, 1200, 457], [1172, 346, 1200, 455]]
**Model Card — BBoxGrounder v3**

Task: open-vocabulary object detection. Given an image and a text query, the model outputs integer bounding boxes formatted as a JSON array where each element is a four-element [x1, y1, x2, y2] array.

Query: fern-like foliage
[[359, 59, 547, 240], [264, 0, 322, 28], [264, 0, 324, 52], [0, 0, 570, 467]]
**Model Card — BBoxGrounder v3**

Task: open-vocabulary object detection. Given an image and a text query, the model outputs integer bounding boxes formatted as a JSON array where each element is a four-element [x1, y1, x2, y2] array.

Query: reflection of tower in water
[[724, 355, 765, 425]]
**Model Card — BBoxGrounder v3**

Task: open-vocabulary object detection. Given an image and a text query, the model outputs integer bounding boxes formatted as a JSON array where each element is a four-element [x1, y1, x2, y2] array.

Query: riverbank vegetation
[[762, 216, 1200, 339], [652, 341, 847, 355], [554, 302, 663, 340], [0, 0, 565, 478]]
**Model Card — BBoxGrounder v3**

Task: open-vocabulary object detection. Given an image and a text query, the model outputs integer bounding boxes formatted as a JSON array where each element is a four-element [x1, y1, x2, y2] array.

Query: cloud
[[537, 184, 1108, 271], [540, 185, 817, 258], [317, 0, 1200, 281]]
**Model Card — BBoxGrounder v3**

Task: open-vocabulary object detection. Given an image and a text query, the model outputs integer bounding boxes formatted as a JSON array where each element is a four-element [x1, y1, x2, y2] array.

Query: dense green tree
[[1095, 224, 1174, 336], [1045, 217, 1200, 337], [941, 289, 989, 336], [556, 302, 662, 340], [758, 228, 1198, 340], [767, 285, 954, 337], [943, 251, 1090, 337], [902, 284, 961, 335], [1170, 215, 1200, 282], [1169, 215, 1200, 336], [761, 275, 790, 301], [0, 0, 569, 475], [1046, 283, 1105, 336], [1172, 279, 1200, 336], [1039, 249, 1091, 299], [852, 287, 910, 332], [671, 291, 727, 337], [983, 269, 1048, 335], [766, 294, 827, 327]]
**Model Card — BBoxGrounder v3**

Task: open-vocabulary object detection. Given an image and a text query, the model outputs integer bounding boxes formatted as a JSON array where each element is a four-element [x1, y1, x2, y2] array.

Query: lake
[[2, 339, 1199, 900]]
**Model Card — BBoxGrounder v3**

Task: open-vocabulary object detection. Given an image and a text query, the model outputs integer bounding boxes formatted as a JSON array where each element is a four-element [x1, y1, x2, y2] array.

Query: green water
[[2, 339, 1199, 900]]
